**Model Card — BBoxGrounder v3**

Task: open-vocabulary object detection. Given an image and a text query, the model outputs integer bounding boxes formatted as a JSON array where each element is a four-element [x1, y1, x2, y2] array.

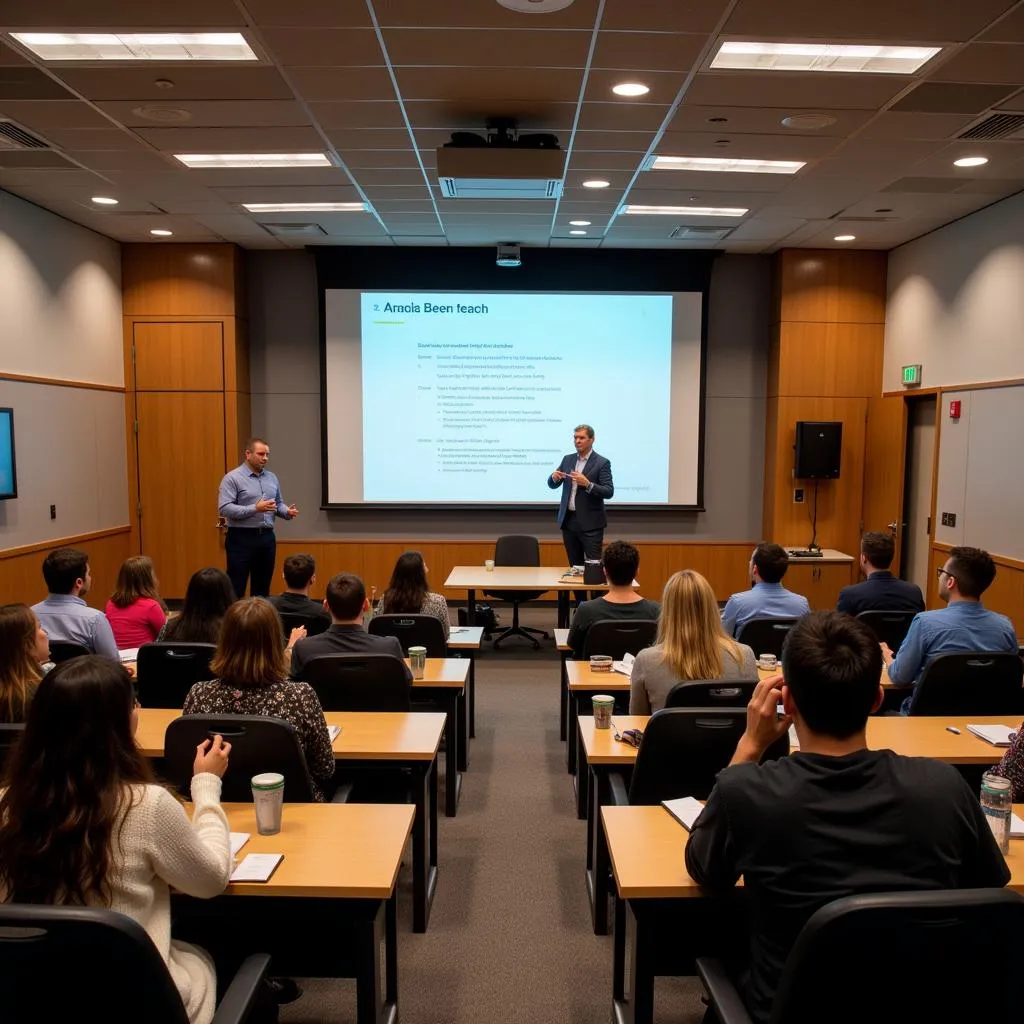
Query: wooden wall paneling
[[762, 397, 781, 540], [778, 250, 887, 324], [122, 244, 241, 317], [862, 394, 908, 562], [224, 390, 252, 463], [775, 322, 884, 398], [273, 542, 329, 598], [929, 543, 1024, 632], [786, 562, 854, 610], [223, 317, 249, 394], [123, 319, 141, 555], [133, 322, 225, 391]]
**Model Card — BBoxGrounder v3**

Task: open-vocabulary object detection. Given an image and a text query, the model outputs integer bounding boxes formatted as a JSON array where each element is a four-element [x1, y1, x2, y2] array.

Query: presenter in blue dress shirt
[[217, 437, 298, 598]]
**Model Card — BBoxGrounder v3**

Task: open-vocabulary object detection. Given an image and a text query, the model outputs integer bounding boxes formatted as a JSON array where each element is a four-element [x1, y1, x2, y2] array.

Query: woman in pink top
[[105, 556, 167, 649]]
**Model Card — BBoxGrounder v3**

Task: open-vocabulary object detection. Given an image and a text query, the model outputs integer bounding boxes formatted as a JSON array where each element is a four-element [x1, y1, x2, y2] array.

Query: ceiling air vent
[[264, 223, 328, 238], [0, 119, 50, 151], [957, 112, 1024, 141], [669, 225, 733, 242]]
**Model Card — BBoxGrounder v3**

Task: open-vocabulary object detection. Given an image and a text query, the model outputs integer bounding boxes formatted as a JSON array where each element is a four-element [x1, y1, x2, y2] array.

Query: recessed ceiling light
[[647, 155, 805, 174], [621, 204, 748, 217], [150, 229, 173, 236], [10, 32, 258, 62], [242, 202, 368, 213], [569, 220, 591, 226], [711, 41, 941, 75], [834, 234, 856, 242], [174, 153, 331, 169], [781, 113, 837, 130], [90, 196, 118, 205], [612, 82, 650, 97], [582, 178, 610, 189], [953, 156, 988, 168], [569, 229, 587, 235]]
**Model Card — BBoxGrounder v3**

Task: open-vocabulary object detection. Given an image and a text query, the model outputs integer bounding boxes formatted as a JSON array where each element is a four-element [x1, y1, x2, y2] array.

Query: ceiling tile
[[890, 81, 1019, 114], [0, 42, 31, 66], [259, 28, 385, 67], [405, 101, 576, 131], [351, 168, 426, 187], [130, 125, 326, 150], [685, 72, 908, 110], [601, 0, 733, 32], [62, 149, 179, 172], [585, 69, 690, 105], [0, 99, 113, 130], [52, 67, 294, 102], [395, 67, 582, 103], [0, 0, 246, 28], [337, 148, 422, 169], [0, 149, 79, 169], [929, 43, 1024, 84], [656, 131, 838, 160], [382, 28, 593, 68], [95, 100, 311, 128], [857, 110, 977, 140], [325, 127, 414, 149], [630, 169, 793, 193], [573, 129, 655, 150], [0, 67, 75, 100], [981, 7, 1024, 42], [308, 100, 407, 129], [288, 67, 397, 102], [38, 127, 143, 150], [592, 31, 707, 72], [576, 101, 671, 131], [566, 150, 647, 170], [373, 0, 600, 29], [669, 104, 875, 137], [243, 0, 373, 27], [360, 185, 433, 200], [393, 235, 448, 245], [209, 183, 362, 203]]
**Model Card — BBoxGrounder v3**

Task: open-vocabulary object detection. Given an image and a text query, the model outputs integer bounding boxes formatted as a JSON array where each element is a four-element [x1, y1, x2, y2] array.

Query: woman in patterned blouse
[[990, 723, 1024, 799], [376, 551, 451, 640], [182, 597, 335, 801]]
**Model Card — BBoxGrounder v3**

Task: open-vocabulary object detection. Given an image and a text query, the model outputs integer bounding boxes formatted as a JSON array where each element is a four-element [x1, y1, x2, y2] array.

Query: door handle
[[887, 521, 898, 535]]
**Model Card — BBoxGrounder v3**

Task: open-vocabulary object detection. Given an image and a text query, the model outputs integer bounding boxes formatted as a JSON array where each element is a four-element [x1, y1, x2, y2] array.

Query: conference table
[[580, 713, 1021, 936], [174, 802, 412, 1024], [138, 708, 445, 932], [602, 802, 1024, 1024]]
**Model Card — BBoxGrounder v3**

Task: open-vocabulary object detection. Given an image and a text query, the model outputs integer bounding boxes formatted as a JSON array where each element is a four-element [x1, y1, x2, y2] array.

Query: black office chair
[[164, 714, 349, 803], [580, 619, 657, 661], [666, 679, 758, 708], [279, 610, 330, 638], [299, 654, 411, 712], [736, 617, 800, 660], [48, 640, 91, 664], [0, 905, 271, 1024], [908, 651, 1024, 716], [697, 889, 1024, 1024], [135, 642, 216, 709], [369, 614, 447, 657], [0, 722, 25, 777], [856, 609, 917, 652], [484, 534, 549, 649]]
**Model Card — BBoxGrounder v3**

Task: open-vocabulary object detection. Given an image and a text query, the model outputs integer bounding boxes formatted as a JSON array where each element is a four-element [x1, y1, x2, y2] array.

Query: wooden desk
[[180, 802, 413, 1024], [602, 802, 1024, 1024], [141, 709, 443, 933], [448, 625, 484, 739], [555, 628, 571, 742]]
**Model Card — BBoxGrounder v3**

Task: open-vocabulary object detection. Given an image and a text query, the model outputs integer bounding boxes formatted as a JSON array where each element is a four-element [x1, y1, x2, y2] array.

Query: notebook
[[230, 853, 283, 883], [229, 832, 250, 857], [966, 724, 1016, 746], [613, 652, 636, 677], [661, 796, 705, 831], [327, 724, 341, 742], [1012, 814, 1024, 839], [118, 648, 139, 663]]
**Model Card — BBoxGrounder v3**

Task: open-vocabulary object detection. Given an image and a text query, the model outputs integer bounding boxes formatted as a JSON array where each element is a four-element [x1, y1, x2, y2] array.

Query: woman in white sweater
[[0, 656, 233, 1024]]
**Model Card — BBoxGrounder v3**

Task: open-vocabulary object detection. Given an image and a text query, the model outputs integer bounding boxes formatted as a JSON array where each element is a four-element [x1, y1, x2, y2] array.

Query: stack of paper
[[230, 853, 283, 883], [327, 724, 341, 741], [966, 724, 1016, 746], [613, 652, 636, 677], [661, 796, 705, 831], [229, 832, 250, 857], [118, 648, 139, 663]]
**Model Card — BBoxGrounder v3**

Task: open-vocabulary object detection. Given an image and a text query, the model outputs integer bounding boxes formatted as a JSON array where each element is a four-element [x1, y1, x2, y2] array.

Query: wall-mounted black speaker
[[794, 421, 842, 479]]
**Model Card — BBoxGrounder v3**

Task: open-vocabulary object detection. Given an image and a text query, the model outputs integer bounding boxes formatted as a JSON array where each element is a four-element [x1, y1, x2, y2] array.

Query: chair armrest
[[695, 958, 754, 1024], [211, 952, 272, 1024], [330, 781, 355, 804], [607, 770, 630, 807]]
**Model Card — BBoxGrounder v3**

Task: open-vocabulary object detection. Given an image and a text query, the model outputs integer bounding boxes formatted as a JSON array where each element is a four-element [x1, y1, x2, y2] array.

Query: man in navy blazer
[[547, 424, 614, 569], [836, 531, 925, 615]]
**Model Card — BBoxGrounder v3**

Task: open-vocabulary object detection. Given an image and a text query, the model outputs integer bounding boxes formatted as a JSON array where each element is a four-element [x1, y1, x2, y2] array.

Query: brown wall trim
[[282, 537, 759, 547], [932, 540, 1024, 573], [0, 525, 131, 561], [0, 371, 125, 393], [884, 376, 1024, 399]]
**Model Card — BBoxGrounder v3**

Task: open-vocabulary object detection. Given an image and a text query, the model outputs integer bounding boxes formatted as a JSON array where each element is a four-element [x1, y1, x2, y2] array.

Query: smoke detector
[[496, 0, 576, 12]]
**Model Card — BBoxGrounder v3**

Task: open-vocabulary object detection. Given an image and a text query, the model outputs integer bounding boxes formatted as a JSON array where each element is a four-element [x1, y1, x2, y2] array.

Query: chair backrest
[[628, 708, 789, 804], [735, 617, 800, 660], [494, 534, 541, 567], [665, 680, 758, 708], [301, 654, 411, 712], [581, 619, 658, 660], [908, 651, 1024, 716], [164, 714, 316, 801], [135, 642, 217, 709], [767, 889, 1024, 1024], [0, 722, 25, 778], [47, 640, 92, 664], [279, 610, 330, 638], [856, 609, 916, 651], [0, 904, 191, 1023], [369, 613, 447, 657]]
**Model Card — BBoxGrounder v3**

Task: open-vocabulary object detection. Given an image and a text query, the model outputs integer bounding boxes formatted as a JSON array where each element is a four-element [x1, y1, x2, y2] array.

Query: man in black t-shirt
[[686, 611, 1009, 1024]]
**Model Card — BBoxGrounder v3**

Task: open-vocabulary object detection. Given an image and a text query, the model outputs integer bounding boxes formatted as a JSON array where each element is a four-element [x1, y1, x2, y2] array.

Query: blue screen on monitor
[[0, 409, 16, 499]]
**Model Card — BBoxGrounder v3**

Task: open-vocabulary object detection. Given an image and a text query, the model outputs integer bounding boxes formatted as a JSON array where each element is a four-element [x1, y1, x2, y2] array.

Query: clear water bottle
[[980, 772, 1012, 854]]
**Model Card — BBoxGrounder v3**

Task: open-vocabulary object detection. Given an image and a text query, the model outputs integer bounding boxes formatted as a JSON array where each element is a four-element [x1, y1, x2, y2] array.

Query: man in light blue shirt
[[218, 437, 298, 598], [721, 543, 811, 639], [31, 546, 119, 661], [883, 546, 1018, 714]]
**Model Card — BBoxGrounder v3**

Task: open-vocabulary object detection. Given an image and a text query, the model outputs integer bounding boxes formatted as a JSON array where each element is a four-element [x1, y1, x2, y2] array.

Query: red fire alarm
[[949, 400, 962, 420]]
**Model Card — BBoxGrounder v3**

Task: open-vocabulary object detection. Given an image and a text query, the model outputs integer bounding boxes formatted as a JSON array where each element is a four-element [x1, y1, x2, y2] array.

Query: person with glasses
[[882, 546, 1018, 714]]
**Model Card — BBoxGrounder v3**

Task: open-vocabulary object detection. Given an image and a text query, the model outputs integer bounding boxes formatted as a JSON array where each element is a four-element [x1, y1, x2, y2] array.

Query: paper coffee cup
[[251, 772, 284, 836], [592, 694, 615, 730]]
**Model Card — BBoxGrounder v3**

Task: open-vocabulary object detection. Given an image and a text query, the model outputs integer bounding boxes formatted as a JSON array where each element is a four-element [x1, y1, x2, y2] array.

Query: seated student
[[630, 570, 756, 714], [721, 543, 810, 639], [0, 603, 51, 723], [160, 568, 236, 645], [567, 540, 660, 659], [686, 611, 1009, 1024], [268, 553, 330, 631], [289, 573, 412, 684], [883, 546, 1018, 714], [990, 724, 1024, 799], [0, 656, 234, 1024], [31, 546, 119, 661], [105, 555, 168, 649], [836, 531, 925, 615], [376, 550, 451, 641], [183, 598, 335, 801]]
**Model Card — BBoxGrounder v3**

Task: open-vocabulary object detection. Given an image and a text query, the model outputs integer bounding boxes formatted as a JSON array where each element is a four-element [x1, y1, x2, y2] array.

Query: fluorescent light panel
[[175, 153, 331, 169], [621, 204, 748, 217], [648, 155, 805, 174], [243, 202, 367, 213], [711, 41, 941, 75], [11, 32, 257, 62]]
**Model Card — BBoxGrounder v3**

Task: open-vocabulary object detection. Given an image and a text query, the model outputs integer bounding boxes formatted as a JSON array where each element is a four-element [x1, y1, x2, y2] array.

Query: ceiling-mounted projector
[[437, 118, 564, 200]]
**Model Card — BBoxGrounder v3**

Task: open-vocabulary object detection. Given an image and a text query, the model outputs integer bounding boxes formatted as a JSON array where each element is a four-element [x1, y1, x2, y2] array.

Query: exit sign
[[902, 364, 922, 386]]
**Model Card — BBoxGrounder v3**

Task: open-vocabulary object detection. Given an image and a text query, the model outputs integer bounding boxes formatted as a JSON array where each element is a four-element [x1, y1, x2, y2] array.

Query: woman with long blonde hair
[[0, 603, 50, 723], [630, 569, 757, 714]]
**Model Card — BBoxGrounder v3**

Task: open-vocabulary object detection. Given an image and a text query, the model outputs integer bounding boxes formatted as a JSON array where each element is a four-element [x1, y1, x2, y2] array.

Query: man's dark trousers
[[225, 526, 276, 598]]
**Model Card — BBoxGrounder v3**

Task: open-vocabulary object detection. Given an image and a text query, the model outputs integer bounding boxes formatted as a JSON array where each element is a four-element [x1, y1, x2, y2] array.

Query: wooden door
[[134, 322, 224, 390], [136, 392, 226, 597], [862, 394, 909, 567]]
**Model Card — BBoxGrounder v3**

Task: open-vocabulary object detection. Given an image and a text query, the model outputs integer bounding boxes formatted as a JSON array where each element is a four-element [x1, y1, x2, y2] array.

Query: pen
[[946, 726, 961, 735]]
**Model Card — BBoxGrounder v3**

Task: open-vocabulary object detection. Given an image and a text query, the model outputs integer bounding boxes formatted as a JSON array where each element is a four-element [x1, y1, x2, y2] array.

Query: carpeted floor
[[281, 608, 706, 1024]]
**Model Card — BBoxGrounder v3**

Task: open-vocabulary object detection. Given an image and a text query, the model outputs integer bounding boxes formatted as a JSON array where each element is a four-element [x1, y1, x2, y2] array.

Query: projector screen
[[322, 290, 705, 509]]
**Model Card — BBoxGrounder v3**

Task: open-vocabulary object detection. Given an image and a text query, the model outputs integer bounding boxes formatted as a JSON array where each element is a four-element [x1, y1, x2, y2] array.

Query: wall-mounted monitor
[[0, 408, 17, 499]]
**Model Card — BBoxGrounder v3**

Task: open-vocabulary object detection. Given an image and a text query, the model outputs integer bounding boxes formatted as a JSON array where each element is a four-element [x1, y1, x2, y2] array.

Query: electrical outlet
[[793, 488, 805, 503], [947, 512, 956, 527], [49, 504, 56, 520]]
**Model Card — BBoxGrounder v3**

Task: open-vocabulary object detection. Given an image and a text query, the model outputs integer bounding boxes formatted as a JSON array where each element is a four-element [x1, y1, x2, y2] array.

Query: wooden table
[[555, 628, 571, 741], [139, 708, 444, 932], [178, 802, 414, 1024], [602, 802, 1024, 1024], [447, 625, 484, 739]]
